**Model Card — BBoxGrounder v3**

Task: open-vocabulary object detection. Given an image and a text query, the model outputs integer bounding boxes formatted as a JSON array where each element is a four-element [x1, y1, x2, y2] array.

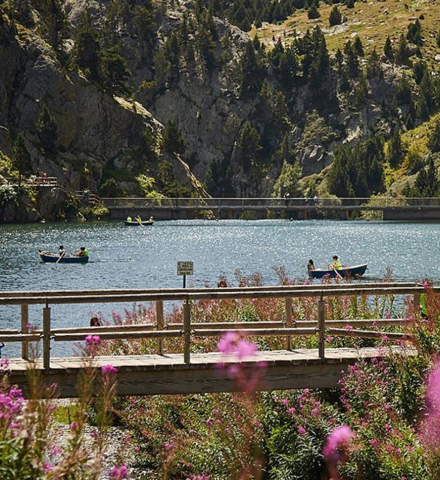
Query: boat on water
[[39, 250, 89, 264], [308, 264, 367, 279], [124, 220, 154, 226]]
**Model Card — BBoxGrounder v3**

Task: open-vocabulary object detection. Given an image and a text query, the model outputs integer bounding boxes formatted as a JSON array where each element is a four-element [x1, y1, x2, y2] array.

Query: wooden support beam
[[183, 300, 191, 364], [156, 300, 164, 355], [285, 297, 293, 350], [318, 298, 325, 360], [21, 304, 29, 360], [43, 306, 51, 370]]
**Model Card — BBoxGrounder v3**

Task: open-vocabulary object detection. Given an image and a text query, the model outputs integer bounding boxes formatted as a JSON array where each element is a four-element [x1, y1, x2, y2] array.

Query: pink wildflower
[[322, 425, 355, 460], [298, 426, 306, 435], [109, 464, 128, 479], [102, 364, 118, 374], [85, 335, 101, 345]]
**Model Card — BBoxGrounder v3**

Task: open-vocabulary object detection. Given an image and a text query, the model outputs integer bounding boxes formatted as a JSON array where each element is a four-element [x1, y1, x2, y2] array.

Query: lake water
[[1, 219, 439, 356]]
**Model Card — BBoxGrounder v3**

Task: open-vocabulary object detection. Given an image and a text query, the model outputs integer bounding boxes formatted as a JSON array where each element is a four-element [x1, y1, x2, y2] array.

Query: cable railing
[[100, 197, 440, 210]]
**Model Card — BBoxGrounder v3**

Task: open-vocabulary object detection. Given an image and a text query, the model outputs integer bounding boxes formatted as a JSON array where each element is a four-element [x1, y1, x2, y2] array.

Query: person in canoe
[[329, 255, 342, 270], [76, 246, 88, 257], [127, 216, 132, 222], [307, 259, 315, 274], [59, 245, 65, 258]]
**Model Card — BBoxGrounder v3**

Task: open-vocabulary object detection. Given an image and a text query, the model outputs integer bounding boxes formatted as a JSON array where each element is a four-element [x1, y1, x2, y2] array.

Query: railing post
[[285, 297, 293, 350], [21, 304, 29, 360], [318, 297, 325, 360], [156, 300, 164, 355], [43, 303, 51, 370], [183, 299, 191, 364]]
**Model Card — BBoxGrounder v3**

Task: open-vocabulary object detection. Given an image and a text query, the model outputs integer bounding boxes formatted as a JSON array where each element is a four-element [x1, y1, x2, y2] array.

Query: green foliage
[[99, 42, 131, 95], [11, 133, 32, 185], [427, 119, 440, 153], [407, 19, 423, 46], [35, 105, 58, 155], [161, 120, 186, 155], [328, 135, 385, 197], [238, 40, 266, 99], [384, 35, 394, 61], [272, 159, 302, 198], [366, 48, 382, 79], [6, 0, 34, 27], [395, 33, 411, 65], [72, 10, 100, 82], [329, 5, 342, 26], [34, 0, 69, 52], [0, 184, 17, 208], [414, 156, 439, 196], [308, 3, 320, 20], [236, 121, 262, 171], [387, 130, 405, 168]]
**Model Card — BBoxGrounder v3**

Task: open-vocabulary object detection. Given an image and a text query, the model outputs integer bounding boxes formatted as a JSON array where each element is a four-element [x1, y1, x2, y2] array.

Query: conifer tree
[[35, 106, 58, 154], [73, 10, 100, 82], [12, 134, 32, 187], [161, 120, 186, 154], [384, 36, 394, 61], [395, 34, 410, 65], [236, 122, 262, 171], [329, 6, 342, 26], [36, 0, 69, 52], [427, 119, 440, 153], [387, 130, 405, 168]]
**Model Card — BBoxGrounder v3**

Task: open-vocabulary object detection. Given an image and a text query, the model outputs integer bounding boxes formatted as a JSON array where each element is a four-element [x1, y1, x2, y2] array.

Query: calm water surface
[[1, 219, 439, 356]]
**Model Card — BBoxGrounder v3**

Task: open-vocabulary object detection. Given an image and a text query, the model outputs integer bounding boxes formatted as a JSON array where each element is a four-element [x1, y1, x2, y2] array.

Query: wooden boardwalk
[[6, 346, 411, 398]]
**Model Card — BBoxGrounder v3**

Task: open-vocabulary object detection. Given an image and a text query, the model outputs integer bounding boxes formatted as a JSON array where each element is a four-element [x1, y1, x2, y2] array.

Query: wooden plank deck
[[4, 346, 413, 398]]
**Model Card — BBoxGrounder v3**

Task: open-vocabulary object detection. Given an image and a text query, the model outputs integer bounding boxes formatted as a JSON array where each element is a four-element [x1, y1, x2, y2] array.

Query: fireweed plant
[[0, 332, 127, 479], [88, 272, 440, 479]]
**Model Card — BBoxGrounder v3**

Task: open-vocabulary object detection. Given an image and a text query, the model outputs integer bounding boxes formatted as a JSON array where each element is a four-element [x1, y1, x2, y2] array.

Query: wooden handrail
[[0, 282, 423, 369]]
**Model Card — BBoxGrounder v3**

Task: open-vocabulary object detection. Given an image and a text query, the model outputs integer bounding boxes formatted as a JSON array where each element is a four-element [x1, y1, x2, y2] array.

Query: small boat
[[39, 251, 89, 264], [124, 220, 154, 226], [308, 264, 367, 279]]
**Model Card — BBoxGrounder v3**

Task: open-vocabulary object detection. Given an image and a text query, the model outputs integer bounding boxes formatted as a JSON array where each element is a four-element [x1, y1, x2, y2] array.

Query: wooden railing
[[0, 282, 428, 369]]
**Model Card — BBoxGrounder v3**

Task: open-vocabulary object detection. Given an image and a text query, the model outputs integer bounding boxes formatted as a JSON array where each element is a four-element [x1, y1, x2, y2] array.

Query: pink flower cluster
[[109, 464, 128, 479], [217, 332, 266, 391], [85, 335, 101, 345], [102, 364, 118, 374], [322, 425, 355, 460]]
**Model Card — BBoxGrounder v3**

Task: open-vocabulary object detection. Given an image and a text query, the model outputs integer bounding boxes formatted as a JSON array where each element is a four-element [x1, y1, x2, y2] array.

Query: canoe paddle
[[330, 264, 343, 280], [55, 251, 65, 264]]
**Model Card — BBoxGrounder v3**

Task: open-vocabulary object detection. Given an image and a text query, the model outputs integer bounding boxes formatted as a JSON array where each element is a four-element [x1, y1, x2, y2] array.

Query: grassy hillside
[[252, 0, 440, 61]]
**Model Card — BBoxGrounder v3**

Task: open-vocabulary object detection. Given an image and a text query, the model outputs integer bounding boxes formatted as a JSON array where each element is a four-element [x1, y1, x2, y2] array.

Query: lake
[[1, 219, 439, 356]]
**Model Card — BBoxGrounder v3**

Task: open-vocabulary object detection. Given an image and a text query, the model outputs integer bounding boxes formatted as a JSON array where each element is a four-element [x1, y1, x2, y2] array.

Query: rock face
[[0, 16, 159, 193], [0, 1, 420, 221]]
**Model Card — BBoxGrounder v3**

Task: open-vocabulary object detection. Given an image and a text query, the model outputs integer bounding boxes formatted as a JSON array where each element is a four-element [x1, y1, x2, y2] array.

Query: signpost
[[177, 261, 193, 288]]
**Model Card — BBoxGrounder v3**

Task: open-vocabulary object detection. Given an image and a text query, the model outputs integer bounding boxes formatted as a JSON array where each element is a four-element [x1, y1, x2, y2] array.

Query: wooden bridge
[[100, 197, 440, 221], [0, 282, 423, 397]]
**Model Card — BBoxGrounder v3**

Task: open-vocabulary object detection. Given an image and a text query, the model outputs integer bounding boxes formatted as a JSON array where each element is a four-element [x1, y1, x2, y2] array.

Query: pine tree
[[161, 120, 186, 154], [236, 122, 262, 171], [308, 4, 320, 19], [73, 10, 100, 82], [384, 36, 394, 61], [427, 119, 440, 153], [329, 6, 342, 26], [12, 134, 33, 187], [387, 130, 405, 168], [395, 34, 410, 65], [35, 106, 58, 154], [353, 36, 364, 57], [36, 0, 69, 52]]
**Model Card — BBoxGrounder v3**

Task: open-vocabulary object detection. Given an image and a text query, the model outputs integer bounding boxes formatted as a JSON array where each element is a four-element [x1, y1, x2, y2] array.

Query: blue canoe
[[309, 264, 367, 279], [39, 251, 89, 264]]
